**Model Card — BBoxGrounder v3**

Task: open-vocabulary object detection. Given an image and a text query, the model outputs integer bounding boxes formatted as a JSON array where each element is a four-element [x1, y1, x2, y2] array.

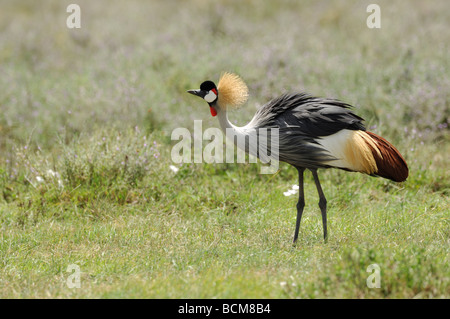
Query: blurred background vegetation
[[0, 0, 448, 150], [0, 0, 448, 298]]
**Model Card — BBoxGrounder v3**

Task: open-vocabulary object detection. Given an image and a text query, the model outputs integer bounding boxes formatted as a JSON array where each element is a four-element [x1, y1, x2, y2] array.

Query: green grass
[[0, 0, 449, 298]]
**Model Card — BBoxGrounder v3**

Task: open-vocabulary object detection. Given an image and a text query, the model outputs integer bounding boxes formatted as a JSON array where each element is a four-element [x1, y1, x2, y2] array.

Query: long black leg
[[293, 167, 305, 244], [310, 169, 328, 241]]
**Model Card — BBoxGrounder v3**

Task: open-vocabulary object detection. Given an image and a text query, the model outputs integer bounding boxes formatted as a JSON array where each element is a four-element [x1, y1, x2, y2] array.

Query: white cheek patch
[[204, 90, 217, 103]]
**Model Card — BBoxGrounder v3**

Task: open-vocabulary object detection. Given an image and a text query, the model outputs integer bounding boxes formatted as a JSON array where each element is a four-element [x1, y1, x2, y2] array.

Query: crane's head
[[187, 72, 249, 117], [187, 80, 219, 117]]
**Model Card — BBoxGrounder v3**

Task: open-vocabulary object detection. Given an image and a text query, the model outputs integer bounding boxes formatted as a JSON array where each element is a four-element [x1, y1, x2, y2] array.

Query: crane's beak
[[187, 89, 205, 98], [187, 89, 217, 117]]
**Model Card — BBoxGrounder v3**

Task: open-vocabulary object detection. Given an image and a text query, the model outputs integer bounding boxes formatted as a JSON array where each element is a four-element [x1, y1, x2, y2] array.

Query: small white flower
[[36, 176, 44, 183], [283, 189, 297, 197], [169, 165, 179, 173], [284, 183, 301, 196], [280, 281, 287, 287], [47, 169, 57, 177], [283, 184, 300, 196]]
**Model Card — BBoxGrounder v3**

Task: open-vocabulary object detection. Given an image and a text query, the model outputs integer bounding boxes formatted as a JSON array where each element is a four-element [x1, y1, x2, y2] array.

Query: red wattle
[[210, 106, 217, 117]]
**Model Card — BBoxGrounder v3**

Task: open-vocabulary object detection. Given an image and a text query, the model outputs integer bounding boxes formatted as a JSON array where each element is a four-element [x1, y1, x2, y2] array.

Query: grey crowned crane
[[188, 72, 408, 243]]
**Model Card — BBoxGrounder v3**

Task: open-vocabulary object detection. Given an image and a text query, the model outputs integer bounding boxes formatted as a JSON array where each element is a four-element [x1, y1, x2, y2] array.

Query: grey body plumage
[[248, 93, 366, 169]]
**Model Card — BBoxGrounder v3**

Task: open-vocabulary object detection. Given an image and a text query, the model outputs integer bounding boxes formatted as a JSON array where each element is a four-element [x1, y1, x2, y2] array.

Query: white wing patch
[[316, 129, 378, 174], [317, 130, 355, 170]]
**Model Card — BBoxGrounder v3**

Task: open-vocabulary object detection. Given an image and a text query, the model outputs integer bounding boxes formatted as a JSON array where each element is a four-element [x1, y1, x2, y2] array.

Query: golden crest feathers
[[217, 72, 249, 110]]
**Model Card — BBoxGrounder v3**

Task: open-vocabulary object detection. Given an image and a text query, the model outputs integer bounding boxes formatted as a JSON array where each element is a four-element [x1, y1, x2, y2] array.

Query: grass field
[[0, 0, 449, 298]]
